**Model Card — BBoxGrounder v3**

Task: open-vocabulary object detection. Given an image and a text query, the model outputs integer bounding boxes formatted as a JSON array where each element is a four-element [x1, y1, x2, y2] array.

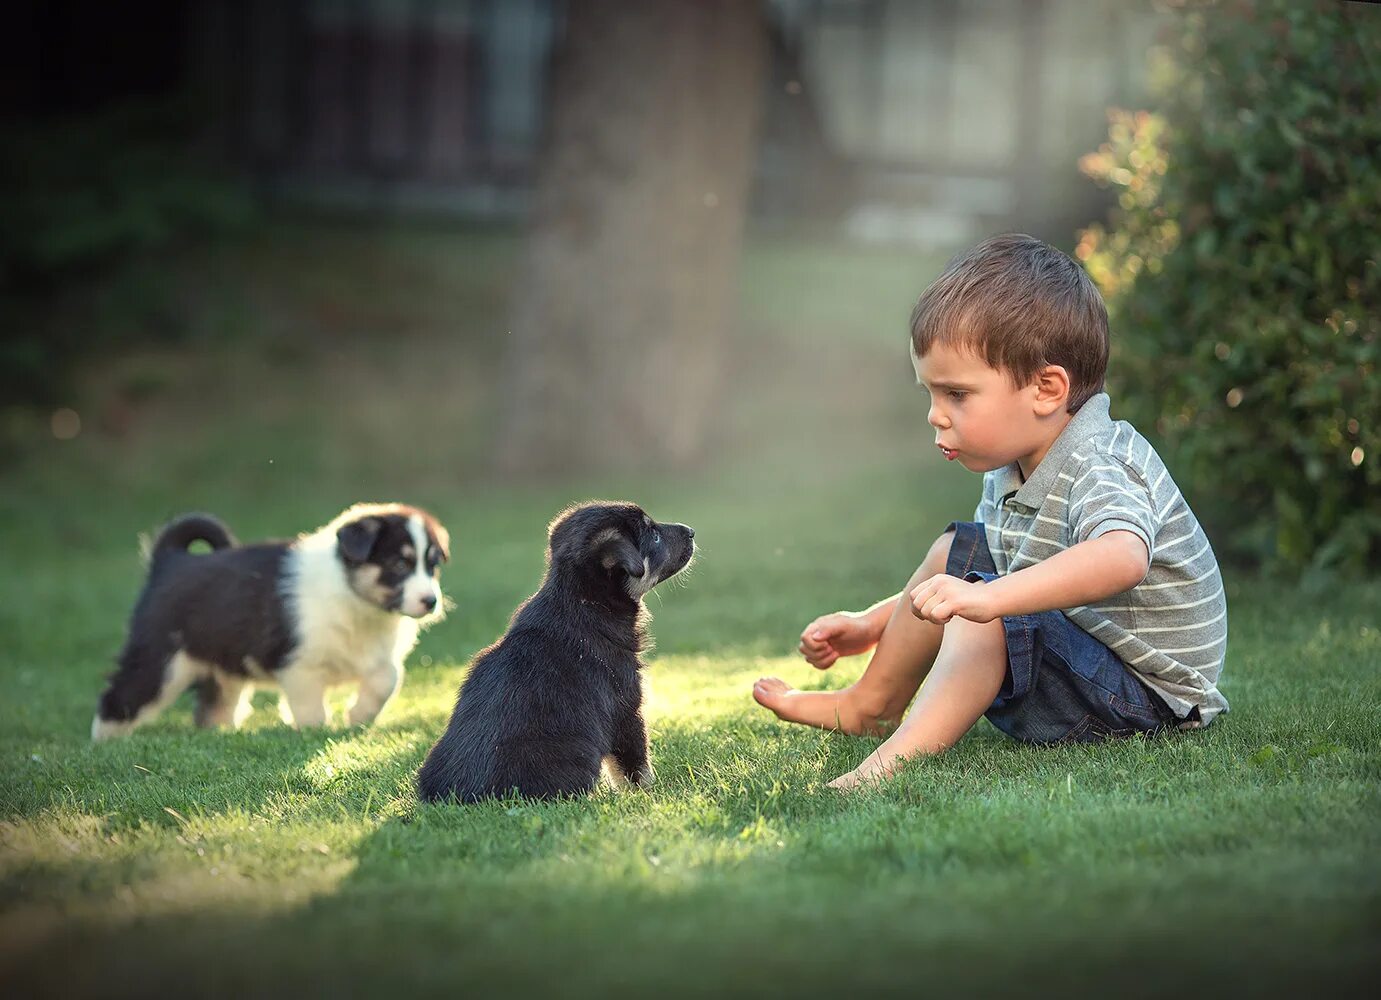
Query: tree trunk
[[1012, 0, 1047, 232], [496, 0, 766, 475]]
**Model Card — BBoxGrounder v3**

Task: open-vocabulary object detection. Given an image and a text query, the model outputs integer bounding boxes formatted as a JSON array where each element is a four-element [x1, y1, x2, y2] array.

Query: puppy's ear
[[596, 532, 644, 578], [337, 517, 382, 563], [429, 523, 451, 563]]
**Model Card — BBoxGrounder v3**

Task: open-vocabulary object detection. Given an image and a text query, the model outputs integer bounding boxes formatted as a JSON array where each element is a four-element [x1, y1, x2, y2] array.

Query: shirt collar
[[997, 392, 1113, 508]]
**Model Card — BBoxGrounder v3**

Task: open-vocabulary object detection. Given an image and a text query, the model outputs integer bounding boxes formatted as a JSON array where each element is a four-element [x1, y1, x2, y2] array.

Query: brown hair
[[909, 233, 1109, 412]]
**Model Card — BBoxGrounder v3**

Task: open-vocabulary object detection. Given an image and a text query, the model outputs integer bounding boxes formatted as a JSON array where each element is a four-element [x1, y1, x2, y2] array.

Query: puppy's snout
[[667, 523, 696, 573], [419, 593, 437, 612]]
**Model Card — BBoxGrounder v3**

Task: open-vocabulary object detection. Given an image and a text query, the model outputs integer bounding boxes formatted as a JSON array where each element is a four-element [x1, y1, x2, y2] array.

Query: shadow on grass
[[6, 585, 1381, 999], [6, 703, 1381, 999]]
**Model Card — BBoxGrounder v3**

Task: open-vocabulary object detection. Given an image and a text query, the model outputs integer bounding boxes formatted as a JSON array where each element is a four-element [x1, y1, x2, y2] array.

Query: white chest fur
[[280, 530, 420, 684]]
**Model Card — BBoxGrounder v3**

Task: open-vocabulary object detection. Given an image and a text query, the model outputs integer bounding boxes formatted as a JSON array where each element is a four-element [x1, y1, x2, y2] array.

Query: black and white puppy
[[416, 501, 693, 803], [92, 503, 449, 740]]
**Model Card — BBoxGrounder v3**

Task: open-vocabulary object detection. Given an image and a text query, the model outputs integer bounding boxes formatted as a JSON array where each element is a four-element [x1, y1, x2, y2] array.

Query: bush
[[0, 98, 255, 408], [1077, 0, 1380, 577]]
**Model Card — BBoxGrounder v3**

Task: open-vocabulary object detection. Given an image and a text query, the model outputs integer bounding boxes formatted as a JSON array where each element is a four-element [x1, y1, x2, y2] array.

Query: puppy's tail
[[145, 514, 237, 565]]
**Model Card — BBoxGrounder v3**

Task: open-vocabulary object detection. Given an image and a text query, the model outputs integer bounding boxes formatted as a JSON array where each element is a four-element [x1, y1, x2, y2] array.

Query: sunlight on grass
[[1, 225, 1378, 996], [643, 652, 860, 724]]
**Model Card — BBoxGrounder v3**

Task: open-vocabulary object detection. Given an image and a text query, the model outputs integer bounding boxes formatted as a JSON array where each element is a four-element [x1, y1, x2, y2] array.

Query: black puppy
[[417, 501, 694, 803]]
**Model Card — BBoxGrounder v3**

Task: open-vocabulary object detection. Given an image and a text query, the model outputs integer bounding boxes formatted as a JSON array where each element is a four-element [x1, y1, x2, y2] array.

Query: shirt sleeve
[[1066, 455, 1156, 558]]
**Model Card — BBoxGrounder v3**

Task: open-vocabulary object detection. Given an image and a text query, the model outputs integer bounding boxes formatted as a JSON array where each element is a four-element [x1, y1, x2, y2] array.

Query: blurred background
[[1, 0, 1376, 582], [2, 8, 1376, 992]]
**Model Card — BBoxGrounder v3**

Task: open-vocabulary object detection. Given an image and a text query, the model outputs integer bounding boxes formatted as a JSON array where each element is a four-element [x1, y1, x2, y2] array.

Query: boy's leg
[[753, 530, 954, 736], [829, 615, 1006, 790]]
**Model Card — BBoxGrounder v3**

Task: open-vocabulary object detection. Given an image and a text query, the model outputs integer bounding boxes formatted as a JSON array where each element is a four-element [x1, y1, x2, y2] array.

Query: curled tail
[[147, 513, 237, 564]]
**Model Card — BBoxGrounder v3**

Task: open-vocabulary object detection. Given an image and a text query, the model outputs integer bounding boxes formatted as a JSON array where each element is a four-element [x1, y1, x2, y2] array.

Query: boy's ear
[[1032, 365, 1071, 416]]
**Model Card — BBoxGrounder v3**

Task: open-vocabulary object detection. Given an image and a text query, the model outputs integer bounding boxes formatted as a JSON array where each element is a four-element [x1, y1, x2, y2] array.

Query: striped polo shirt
[[974, 392, 1229, 725]]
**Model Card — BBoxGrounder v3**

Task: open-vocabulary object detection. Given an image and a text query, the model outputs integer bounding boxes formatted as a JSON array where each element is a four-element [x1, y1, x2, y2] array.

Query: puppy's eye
[[652, 531, 661, 545], [392, 557, 411, 574]]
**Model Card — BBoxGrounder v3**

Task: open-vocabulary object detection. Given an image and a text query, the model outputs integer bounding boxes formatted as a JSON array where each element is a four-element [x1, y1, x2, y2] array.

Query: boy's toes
[[826, 770, 862, 792], [752, 676, 792, 713]]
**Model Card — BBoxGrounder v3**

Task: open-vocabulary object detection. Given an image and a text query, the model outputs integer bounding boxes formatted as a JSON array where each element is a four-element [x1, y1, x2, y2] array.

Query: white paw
[[91, 715, 132, 742], [601, 756, 630, 788], [346, 708, 379, 727]]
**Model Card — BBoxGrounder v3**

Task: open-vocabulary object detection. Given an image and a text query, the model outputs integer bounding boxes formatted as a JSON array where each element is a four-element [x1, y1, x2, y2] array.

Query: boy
[[753, 234, 1228, 790]]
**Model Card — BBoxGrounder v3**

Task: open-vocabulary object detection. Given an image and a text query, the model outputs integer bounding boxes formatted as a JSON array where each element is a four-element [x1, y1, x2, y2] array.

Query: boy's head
[[910, 234, 1109, 410], [909, 234, 1110, 473]]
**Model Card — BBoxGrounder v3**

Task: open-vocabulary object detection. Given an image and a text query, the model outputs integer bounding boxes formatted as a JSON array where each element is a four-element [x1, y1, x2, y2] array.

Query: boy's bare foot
[[752, 677, 898, 736], [826, 742, 911, 791], [826, 768, 868, 791]]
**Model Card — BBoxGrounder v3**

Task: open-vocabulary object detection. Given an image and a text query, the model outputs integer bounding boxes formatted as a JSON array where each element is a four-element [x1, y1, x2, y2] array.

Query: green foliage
[[1077, 0, 1381, 576], [0, 99, 255, 406]]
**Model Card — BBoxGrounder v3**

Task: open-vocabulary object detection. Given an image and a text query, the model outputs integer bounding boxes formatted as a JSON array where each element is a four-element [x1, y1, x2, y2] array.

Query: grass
[[1, 221, 1378, 997]]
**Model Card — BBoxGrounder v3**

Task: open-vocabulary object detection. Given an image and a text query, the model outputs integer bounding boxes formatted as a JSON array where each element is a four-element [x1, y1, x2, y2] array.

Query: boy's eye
[[947, 390, 969, 401]]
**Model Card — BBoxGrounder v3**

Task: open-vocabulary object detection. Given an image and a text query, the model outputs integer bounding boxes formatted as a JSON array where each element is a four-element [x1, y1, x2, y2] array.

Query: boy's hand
[[799, 611, 881, 670], [909, 575, 999, 625]]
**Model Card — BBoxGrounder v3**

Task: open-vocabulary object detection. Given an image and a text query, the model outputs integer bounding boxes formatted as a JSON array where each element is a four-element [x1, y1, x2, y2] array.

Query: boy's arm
[[861, 592, 903, 627], [799, 592, 901, 669], [910, 532, 1149, 624]]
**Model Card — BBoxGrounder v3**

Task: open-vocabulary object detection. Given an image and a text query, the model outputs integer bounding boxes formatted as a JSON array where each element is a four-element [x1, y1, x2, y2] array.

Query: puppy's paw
[[91, 714, 133, 742], [632, 763, 656, 787], [345, 704, 380, 727], [600, 756, 630, 789]]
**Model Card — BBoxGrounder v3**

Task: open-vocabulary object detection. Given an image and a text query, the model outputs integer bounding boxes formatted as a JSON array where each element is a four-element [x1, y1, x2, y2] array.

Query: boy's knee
[[939, 614, 1008, 658]]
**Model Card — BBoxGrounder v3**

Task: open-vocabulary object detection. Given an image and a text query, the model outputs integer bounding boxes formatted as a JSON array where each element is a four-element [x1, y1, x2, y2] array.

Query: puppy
[[92, 503, 449, 740], [416, 501, 693, 803]]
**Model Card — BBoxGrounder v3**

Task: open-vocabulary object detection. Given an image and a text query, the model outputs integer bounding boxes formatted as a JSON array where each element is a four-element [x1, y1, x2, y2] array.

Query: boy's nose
[[927, 404, 948, 429]]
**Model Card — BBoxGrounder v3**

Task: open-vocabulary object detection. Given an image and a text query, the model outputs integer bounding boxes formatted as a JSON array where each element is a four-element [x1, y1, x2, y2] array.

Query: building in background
[[8, 1, 1164, 247], [778, 0, 1163, 245]]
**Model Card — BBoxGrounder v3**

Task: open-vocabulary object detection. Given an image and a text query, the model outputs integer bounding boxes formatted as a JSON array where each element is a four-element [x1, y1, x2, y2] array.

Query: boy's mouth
[[937, 444, 959, 461]]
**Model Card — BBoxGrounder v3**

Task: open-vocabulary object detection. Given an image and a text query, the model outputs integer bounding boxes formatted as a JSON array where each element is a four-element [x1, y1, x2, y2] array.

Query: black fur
[[417, 501, 694, 803], [99, 528, 296, 724], [148, 513, 237, 562]]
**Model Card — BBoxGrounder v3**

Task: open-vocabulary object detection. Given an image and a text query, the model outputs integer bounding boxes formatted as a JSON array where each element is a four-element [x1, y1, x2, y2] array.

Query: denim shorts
[[945, 521, 1176, 744]]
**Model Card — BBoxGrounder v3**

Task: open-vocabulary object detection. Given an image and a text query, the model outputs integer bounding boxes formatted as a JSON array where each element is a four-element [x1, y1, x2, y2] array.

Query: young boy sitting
[[753, 233, 1228, 790]]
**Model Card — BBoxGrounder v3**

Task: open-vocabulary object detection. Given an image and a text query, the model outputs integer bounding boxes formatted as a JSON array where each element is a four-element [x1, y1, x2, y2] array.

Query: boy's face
[[912, 342, 1058, 475]]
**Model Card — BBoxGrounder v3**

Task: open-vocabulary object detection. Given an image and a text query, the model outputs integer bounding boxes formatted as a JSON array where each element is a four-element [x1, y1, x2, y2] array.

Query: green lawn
[[1, 223, 1378, 997]]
